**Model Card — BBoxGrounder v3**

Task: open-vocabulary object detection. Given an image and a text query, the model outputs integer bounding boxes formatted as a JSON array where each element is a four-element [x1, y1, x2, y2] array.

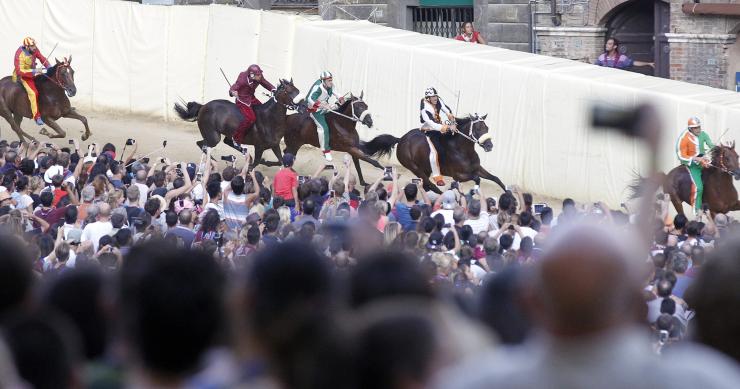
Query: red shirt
[[455, 31, 482, 43], [34, 205, 70, 229], [273, 168, 298, 201], [230, 71, 275, 107], [52, 188, 67, 207]]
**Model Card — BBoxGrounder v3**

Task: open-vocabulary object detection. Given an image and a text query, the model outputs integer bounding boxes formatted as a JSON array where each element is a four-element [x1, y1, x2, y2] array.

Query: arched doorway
[[603, 0, 670, 78]]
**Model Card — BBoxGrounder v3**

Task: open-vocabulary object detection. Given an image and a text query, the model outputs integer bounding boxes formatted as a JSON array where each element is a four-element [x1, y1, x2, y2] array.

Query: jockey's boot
[[433, 175, 445, 186], [35, 118, 44, 126], [324, 151, 333, 162]]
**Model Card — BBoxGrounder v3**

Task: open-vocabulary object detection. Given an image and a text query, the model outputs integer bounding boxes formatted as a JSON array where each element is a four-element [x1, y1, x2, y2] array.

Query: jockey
[[229, 64, 275, 144], [676, 116, 715, 213], [306, 71, 344, 162], [420, 87, 455, 187], [12, 37, 50, 126]]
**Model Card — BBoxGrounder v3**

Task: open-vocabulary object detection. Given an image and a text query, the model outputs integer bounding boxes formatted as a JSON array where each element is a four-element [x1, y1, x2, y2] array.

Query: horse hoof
[[39, 128, 49, 136]]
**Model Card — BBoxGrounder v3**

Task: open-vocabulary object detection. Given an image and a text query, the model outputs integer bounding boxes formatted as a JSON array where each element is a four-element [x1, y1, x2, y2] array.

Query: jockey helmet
[[22, 37, 36, 48], [247, 64, 263, 79], [424, 87, 438, 97], [320, 71, 333, 80], [687, 117, 702, 128]]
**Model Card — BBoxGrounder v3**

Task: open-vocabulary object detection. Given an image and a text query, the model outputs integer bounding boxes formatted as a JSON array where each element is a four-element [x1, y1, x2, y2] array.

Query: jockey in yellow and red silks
[[13, 37, 50, 126]]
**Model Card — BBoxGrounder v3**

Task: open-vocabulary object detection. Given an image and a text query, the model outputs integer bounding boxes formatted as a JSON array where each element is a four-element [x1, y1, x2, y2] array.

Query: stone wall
[[667, 0, 740, 89]]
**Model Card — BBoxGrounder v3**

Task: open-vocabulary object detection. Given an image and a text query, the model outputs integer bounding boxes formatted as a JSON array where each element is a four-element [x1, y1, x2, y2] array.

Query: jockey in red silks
[[229, 64, 275, 144], [12, 37, 50, 126]]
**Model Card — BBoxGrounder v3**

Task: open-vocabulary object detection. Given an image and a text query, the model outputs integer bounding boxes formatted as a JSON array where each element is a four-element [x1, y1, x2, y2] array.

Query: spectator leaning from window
[[454, 22, 487, 44], [595, 37, 654, 70]]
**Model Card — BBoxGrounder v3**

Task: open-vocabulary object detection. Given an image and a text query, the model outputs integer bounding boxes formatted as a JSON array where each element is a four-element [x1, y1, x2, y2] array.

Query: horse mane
[[337, 96, 357, 112], [36, 63, 59, 82]]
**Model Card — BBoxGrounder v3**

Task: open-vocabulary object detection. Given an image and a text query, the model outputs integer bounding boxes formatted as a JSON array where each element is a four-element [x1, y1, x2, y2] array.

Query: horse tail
[[360, 134, 401, 159], [173, 101, 202, 122], [628, 171, 666, 200]]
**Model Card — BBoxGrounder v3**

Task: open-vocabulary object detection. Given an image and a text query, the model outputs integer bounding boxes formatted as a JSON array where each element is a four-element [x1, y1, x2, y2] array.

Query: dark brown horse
[[174, 79, 300, 167], [284, 93, 384, 185], [659, 142, 740, 215], [0, 56, 90, 142], [360, 114, 506, 194]]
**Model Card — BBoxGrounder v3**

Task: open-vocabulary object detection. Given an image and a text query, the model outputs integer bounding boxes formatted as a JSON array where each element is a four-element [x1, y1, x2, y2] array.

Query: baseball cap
[[426, 231, 444, 250], [283, 153, 295, 167], [441, 190, 457, 210]]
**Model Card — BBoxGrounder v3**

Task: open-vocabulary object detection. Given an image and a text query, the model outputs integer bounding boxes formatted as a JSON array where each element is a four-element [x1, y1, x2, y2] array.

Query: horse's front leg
[[477, 166, 507, 192], [40, 117, 66, 139], [347, 147, 383, 187], [63, 109, 91, 141]]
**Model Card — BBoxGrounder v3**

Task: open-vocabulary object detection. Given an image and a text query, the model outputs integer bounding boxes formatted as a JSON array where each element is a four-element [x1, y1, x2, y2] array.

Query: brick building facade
[[317, 0, 740, 90]]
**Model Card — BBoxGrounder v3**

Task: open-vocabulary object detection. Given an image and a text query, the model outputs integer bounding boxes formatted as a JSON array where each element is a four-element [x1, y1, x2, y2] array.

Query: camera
[[325, 164, 335, 170], [383, 166, 393, 181], [125, 138, 136, 146], [298, 175, 309, 185], [142, 157, 150, 164], [160, 157, 166, 164], [44, 142, 53, 148], [220, 155, 236, 163], [411, 178, 421, 185], [176, 163, 182, 169], [329, 190, 336, 198], [68, 139, 74, 145], [450, 181, 459, 190], [533, 203, 547, 215]]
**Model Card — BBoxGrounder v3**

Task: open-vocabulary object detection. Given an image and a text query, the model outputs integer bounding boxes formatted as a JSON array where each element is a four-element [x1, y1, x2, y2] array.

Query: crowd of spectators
[[0, 136, 739, 388]]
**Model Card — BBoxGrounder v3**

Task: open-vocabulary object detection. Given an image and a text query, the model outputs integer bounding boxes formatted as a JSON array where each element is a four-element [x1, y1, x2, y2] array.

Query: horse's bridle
[[450, 116, 492, 146], [327, 99, 371, 124], [709, 146, 735, 175], [270, 83, 298, 110], [41, 63, 72, 92]]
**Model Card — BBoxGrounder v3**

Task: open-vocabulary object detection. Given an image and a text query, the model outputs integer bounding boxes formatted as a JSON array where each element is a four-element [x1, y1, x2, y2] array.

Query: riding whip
[[219, 67, 232, 88], [46, 42, 59, 65]]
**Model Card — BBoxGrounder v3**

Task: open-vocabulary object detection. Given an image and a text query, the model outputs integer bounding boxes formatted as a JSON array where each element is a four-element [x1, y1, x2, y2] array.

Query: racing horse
[[360, 114, 506, 194], [0, 56, 90, 142], [174, 79, 300, 167], [632, 142, 740, 215], [284, 92, 384, 186]]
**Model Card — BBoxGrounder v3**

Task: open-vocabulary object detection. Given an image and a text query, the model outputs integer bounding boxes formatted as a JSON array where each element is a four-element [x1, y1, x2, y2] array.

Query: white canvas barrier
[[1, 0, 740, 205]]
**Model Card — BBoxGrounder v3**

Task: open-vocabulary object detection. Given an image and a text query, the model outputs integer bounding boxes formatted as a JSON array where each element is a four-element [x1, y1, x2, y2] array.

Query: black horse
[[174, 79, 300, 167], [361, 114, 506, 193]]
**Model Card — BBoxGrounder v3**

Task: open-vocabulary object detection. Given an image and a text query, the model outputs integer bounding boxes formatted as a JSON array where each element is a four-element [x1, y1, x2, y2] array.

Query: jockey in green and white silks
[[306, 71, 345, 162]]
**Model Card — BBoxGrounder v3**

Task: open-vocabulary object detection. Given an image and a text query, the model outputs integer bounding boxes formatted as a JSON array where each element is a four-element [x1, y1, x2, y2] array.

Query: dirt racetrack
[[5, 111, 576, 215]]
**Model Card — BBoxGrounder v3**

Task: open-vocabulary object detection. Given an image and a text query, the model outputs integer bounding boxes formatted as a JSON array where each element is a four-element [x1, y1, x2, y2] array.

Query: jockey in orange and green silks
[[676, 116, 715, 212], [12, 37, 50, 126]]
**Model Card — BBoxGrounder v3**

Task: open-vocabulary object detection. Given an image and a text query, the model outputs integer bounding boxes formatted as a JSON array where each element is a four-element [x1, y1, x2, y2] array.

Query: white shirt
[[520, 226, 538, 240], [15, 193, 33, 210], [81, 220, 113, 252], [464, 214, 490, 235], [134, 182, 149, 208]]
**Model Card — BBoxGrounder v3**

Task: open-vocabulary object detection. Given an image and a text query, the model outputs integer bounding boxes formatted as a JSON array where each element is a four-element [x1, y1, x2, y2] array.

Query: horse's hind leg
[[0, 107, 35, 143], [63, 109, 91, 141], [40, 117, 66, 139], [477, 166, 507, 192]]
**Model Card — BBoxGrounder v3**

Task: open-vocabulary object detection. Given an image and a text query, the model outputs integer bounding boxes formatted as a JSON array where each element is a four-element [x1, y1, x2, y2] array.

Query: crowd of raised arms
[[0, 132, 739, 389]]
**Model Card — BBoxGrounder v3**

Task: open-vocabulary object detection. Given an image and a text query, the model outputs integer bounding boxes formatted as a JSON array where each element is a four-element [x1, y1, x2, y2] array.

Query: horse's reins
[[327, 99, 371, 124], [449, 116, 491, 146], [708, 146, 735, 175], [39, 63, 70, 91]]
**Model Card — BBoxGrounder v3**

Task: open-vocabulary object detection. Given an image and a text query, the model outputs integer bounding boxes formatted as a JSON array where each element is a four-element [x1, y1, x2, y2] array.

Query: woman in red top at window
[[454, 22, 487, 44]]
